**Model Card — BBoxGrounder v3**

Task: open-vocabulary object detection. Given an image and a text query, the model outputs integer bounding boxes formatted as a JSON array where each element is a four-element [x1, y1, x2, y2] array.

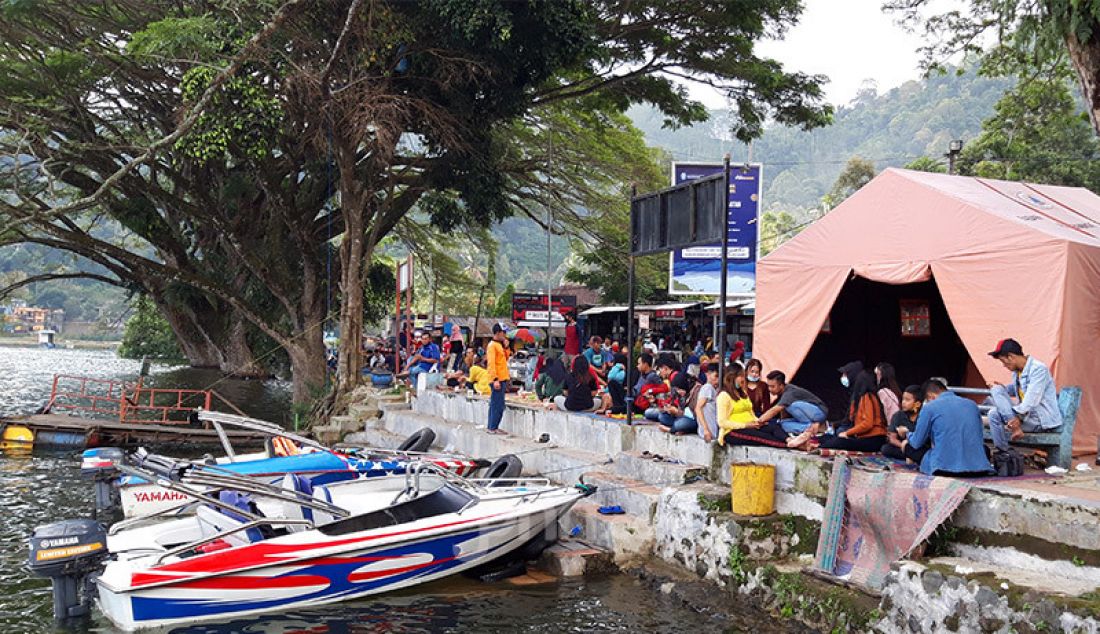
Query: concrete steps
[[581, 470, 662, 521], [536, 540, 615, 577], [612, 450, 708, 487], [560, 502, 654, 562]]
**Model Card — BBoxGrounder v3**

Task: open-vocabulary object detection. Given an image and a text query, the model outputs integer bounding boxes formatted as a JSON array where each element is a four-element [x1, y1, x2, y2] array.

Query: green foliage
[[175, 66, 282, 163], [117, 296, 183, 360], [492, 283, 515, 318], [727, 543, 748, 586], [824, 157, 876, 207], [957, 76, 1100, 188], [363, 262, 395, 326], [631, 67, 1014, 213], [904, 156, 948, 173], [758, 210, 805, 257]]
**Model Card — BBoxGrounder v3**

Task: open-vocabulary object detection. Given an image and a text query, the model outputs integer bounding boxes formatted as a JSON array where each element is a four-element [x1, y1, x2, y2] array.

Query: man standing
[[486, 323, 510, 435], [986, 338, 1063, 450], [755, 371, 829, 436], [407, 331, 440, 387], [906, 379, 993, 476]]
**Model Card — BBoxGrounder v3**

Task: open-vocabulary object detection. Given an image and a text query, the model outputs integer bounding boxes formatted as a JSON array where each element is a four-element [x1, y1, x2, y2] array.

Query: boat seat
[[196, 491, 264, 546], [311, 485, 339, 526], [280, 473, 314, 532]]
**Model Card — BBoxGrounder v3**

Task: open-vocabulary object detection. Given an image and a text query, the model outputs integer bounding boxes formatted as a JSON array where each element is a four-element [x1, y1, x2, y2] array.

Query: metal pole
[[718, 154, 731, 387], [546, 131, 554, 354], [394, 262, 401, 374], [626, 184, 637, 426]]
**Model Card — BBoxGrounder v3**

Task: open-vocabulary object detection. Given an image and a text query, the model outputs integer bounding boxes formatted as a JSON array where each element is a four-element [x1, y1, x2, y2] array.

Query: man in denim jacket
[[986, 338, 1062, 450]]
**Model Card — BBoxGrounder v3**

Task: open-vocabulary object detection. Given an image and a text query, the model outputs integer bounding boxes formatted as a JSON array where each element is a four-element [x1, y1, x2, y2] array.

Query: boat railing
[[109, 459, 349, 535], [396, 460, 489, 504], [152, 517, 316, 566], [197, 409, 327, 460]]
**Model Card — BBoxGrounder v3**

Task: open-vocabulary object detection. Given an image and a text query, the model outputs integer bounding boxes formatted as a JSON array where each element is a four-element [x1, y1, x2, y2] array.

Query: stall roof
[[579, 305, 628, 316], [642, 301, 704, 311], [704, 299, 754, 310]]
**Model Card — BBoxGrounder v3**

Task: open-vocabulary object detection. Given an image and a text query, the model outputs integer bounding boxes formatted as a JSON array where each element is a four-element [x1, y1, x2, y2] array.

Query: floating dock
[[1, 374, 270, 450], [1, 413, 270, 449]]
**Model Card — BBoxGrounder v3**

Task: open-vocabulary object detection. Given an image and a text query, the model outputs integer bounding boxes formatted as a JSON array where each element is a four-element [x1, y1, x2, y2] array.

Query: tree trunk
[[286, 332, 327, 406], [1067, 29, 1100, 137], [156, 297, 222, 368], [220, 312, 270, 378], [335, 211, 366, 397]]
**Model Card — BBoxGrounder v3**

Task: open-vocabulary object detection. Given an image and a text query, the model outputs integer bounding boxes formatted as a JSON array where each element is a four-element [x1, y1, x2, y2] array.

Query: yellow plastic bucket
[[730, 462, 775, 516]]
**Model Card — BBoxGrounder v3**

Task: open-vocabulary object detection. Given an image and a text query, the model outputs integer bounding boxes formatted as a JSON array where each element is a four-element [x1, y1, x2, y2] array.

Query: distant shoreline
[[0, 337, 119, 350]]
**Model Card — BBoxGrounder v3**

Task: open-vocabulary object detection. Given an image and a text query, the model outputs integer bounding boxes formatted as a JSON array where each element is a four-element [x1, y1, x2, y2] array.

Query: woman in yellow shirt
[[468, 363, 492, 395], [717, 364, 790, 447], [716, 366, 756, 445]]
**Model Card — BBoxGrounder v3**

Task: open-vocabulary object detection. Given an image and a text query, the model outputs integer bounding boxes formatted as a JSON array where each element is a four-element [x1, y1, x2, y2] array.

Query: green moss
[[752, 564, 881, 631], [697, 491, 731, 513]]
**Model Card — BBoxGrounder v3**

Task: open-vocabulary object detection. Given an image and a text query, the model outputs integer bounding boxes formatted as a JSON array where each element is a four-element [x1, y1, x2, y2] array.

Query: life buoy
[[397, 427, 436, 453]]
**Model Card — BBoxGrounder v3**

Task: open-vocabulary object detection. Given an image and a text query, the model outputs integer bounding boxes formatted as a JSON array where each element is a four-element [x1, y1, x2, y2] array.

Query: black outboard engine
[[80, 447, 124, 516], [27, 519, 108, 620]]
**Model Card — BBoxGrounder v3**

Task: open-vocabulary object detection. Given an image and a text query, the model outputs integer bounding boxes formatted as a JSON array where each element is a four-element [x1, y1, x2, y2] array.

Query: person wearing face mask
[[812, 368, 888, 452], [720, 364, 789, 447], [743, 358, 772, 416], [881, 385, 929, 464]]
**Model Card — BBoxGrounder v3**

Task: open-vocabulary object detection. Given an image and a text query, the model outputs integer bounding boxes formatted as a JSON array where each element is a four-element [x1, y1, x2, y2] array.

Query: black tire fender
[[397, 427, 436, 453]]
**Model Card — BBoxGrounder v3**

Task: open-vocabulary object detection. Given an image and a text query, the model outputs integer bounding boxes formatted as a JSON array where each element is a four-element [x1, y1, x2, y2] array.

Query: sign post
[[627, 158, 729, 424], [668, 162, 762, 297]]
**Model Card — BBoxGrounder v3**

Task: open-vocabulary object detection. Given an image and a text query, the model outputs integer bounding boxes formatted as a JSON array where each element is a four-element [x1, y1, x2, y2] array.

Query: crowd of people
[[388, 320, 1062, 477]]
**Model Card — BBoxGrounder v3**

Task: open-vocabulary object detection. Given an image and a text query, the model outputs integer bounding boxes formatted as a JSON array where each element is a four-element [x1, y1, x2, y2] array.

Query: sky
[[690, 0, 935, 109]]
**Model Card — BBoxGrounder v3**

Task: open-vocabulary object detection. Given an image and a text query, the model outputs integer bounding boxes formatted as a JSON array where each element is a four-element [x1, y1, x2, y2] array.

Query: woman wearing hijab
[[817, 368, 888, 452], [535, 353, 568, 402]]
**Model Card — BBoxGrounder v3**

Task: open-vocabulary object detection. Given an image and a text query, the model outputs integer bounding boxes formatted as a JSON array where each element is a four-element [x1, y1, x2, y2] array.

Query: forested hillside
[[630, 68, 1014, 213]]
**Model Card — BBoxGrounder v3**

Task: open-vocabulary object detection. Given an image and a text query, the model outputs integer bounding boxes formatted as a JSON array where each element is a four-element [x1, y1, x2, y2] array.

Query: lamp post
[[946, 139, 964, 175]]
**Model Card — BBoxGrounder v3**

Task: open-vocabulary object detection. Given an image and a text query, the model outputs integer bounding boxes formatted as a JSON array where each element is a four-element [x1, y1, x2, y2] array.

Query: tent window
[[900, 300, 931, 337]]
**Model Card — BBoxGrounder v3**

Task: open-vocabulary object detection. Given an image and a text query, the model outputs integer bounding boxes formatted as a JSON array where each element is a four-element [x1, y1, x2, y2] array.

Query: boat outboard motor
[[27, 518, 108, 620], [80, 447, 124, 515]]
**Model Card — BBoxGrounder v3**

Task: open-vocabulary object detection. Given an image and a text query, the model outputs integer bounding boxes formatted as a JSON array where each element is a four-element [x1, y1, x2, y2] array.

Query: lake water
[[0, 347, 804, 633]]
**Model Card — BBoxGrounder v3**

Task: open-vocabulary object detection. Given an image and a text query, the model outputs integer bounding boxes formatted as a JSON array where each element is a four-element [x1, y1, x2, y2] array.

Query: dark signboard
[[630, 171, 726, 256], [511, 293, 577, 326]]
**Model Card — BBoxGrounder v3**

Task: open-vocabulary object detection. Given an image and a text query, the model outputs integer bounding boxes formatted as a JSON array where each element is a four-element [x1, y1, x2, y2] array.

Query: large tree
[[887, 0, 1100, 136], [1, 0, 833, 415]]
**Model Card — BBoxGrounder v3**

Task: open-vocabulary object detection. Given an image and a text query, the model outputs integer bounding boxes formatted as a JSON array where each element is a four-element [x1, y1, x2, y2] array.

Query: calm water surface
[[0, 347, 803, 634]]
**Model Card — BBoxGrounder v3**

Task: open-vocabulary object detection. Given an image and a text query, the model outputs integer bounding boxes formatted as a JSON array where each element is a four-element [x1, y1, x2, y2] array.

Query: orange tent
[[754, 168, 1100, 455]]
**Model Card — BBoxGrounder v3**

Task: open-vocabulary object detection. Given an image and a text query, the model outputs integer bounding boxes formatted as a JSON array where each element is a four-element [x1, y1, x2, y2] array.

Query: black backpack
[[993, 449, 1024, 477]]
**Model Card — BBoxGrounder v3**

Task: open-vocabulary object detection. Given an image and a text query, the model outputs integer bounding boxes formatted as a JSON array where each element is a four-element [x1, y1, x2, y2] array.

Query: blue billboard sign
[[668, 162, 761, 296]]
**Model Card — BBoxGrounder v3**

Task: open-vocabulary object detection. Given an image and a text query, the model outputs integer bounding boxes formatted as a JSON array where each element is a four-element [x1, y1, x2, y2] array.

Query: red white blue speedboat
[[30, 460, 592, 631]]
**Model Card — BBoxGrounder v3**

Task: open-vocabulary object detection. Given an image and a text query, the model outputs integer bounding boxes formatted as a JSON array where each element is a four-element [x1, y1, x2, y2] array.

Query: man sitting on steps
[[986, 338, 1062, 451]]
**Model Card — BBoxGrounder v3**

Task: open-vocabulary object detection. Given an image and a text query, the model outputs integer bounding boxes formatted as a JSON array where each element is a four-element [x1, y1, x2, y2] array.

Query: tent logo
[[1015, 191, 1054, 210]]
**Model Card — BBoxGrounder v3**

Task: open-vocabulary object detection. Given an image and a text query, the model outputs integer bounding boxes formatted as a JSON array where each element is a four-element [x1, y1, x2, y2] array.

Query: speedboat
[[82, 410, 493, 518], [29, 458, 593, 631]]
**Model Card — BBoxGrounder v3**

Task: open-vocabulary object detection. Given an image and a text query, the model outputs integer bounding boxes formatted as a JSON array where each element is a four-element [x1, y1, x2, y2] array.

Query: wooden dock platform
[[2, 413, 271, 449]]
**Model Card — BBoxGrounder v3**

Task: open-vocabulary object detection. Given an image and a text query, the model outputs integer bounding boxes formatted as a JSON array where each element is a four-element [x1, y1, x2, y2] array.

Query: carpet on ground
[[813, 457, 972, 590]]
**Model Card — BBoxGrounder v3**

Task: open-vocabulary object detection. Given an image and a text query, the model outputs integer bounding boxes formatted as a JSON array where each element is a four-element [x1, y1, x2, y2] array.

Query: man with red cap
[[986, 338, 1063, 451]]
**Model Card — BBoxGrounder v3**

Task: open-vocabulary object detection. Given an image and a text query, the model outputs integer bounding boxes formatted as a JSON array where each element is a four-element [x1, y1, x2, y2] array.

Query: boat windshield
[[318, 483, 476, 536]]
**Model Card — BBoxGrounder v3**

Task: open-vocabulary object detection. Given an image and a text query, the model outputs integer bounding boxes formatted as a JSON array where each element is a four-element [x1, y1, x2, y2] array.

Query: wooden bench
[[951, 385, 1082, 469]]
